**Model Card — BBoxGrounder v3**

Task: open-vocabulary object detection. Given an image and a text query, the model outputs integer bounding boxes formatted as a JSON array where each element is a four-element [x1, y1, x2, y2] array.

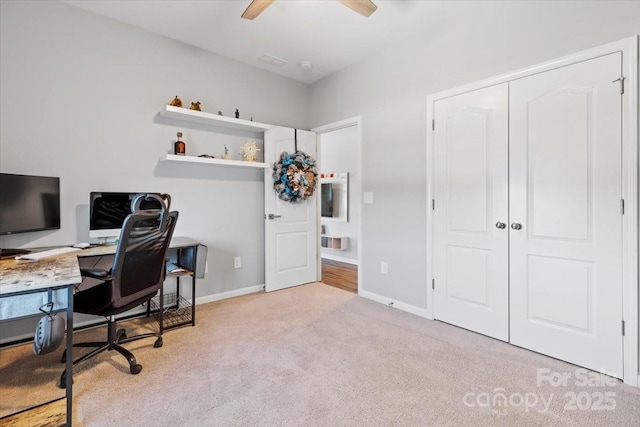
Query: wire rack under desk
[[150, 292, 192, 330]]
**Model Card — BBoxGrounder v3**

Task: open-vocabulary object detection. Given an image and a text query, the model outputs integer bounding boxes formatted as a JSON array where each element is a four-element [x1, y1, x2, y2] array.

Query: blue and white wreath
[[273, 150, 318, 203]]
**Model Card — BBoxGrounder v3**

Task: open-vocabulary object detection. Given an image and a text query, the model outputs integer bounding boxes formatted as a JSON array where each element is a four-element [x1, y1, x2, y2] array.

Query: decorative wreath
[[273, 150, 318, 203]]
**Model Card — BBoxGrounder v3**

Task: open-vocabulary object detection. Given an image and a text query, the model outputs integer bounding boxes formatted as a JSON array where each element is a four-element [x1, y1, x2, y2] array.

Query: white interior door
[[264, 126, 318, 292], [433, 83, 510, 341], [509, 53, 623, 377]]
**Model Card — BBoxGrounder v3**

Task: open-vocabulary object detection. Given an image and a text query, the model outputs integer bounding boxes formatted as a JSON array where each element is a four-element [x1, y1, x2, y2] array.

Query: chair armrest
[[80, 267, 110, 280]]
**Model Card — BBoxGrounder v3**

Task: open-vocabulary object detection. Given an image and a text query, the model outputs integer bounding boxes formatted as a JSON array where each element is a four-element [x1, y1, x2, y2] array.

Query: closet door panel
[[433, 83, 509, 341], [509, 52, 623, 377]]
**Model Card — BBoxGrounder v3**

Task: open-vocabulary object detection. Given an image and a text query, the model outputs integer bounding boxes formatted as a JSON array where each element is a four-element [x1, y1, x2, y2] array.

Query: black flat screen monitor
[[89, 192, 162, 239], [0, 173, 61, 235]]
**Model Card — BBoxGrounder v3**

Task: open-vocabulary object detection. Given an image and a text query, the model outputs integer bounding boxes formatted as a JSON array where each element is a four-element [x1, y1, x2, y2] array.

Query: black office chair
[[60, 194, 178, 388]]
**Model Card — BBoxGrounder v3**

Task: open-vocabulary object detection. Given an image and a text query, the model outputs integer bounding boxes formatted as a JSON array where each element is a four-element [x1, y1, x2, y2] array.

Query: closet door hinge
[[621, 199, 625, 215], [621, 320, 625, 336], [432, 199, 435, 210], [613, 76, 625, 95], [432, 279, 435, 290], [432, 120, 435, 131]]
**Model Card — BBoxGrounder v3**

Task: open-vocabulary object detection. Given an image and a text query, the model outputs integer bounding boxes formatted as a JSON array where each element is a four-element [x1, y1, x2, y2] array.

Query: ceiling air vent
[[259, 53, 287, 67]]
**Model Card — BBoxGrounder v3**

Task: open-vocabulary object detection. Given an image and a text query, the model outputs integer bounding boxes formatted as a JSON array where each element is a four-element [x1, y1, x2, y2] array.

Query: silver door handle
[[267, 214, 282, 220], [495, 222, 506, 229], [511, 223, 522, 230]]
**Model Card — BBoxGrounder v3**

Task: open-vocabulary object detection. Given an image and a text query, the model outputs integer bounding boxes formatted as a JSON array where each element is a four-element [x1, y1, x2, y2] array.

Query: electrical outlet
[[234, 256, 242, 269], [381, 261, 388, 275]]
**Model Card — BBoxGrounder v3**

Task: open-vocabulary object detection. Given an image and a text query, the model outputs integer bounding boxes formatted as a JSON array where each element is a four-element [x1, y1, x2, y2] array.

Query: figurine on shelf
[[169, 96, 182, 108], [242, 140, 260, 162], [189, 101, 201, 111], [223, 144, 230, 160], [235, 109, 240, 119], [218, 110, 224, 116]]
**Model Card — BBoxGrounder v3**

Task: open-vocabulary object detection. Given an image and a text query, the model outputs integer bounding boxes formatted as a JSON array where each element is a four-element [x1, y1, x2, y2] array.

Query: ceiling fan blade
[[338, 0, 378, 17], [241, 0, 275, 20]]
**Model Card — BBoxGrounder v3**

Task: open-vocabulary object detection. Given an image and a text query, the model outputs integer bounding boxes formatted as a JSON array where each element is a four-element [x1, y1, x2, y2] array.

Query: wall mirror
[[320, 172, 348, 222]]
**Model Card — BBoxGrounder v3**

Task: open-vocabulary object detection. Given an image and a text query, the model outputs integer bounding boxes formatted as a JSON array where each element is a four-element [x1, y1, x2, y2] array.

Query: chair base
[[59, 317, 162, 389]]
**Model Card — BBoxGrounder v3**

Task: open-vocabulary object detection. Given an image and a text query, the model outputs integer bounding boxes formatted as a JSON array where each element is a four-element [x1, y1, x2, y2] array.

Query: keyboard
[[15, 246, 81, 260]]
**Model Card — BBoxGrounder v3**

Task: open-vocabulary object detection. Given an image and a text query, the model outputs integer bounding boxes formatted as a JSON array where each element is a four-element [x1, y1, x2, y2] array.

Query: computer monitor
[[0, 173, 61, 235], [89, 192, 163, 239]]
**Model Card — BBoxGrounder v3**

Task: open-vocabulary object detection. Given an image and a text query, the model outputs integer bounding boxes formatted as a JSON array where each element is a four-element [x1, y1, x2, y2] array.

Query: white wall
[[320, 125, 359, 263], [0, 0, 309, 338], [308, 1, 640, 311]]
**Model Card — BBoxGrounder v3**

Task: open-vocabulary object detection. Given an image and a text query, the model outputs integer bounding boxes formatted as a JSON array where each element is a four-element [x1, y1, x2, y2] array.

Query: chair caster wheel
[[130, 364, 142, 375], [153, 337, 163, 348]]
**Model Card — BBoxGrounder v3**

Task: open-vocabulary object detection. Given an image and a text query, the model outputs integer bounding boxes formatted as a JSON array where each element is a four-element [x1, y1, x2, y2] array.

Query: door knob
[[495, 222, 506, 229], [511, 223, 522, 230], [267, 214, 282, 220]]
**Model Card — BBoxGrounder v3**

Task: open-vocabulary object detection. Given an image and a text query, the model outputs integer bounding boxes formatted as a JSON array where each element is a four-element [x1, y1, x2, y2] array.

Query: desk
[[78, 237, 202, 330], [0, 236, 202, 426], [0, 253, 80, 426]]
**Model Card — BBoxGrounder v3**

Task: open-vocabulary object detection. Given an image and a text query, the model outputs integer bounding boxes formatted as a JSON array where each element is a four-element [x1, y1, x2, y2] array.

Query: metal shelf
[[150, 292, 192, 330]]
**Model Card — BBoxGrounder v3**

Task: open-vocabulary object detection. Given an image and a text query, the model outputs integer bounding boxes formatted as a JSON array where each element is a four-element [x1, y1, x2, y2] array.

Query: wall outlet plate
[[234, 256, 241, 269]]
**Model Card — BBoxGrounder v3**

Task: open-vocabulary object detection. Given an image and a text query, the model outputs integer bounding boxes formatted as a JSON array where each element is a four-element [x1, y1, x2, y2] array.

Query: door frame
[[312, 116, 363, 294], [426, 36, 638, 386]]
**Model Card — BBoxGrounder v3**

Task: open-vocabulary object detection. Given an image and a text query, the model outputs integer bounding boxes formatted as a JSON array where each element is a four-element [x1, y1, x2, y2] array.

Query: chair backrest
[[109, 195, 178, 310]]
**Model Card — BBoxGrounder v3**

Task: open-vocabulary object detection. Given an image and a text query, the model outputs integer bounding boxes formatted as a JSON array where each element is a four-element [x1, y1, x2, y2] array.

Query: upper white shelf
[[159, 105, 271, 133], [163, 154, 269, 169]]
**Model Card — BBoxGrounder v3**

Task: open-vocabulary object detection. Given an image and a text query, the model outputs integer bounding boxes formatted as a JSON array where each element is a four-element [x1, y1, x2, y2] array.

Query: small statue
[[242, 140, 260, 162], [235, 109, 240, 119], [169, 96, 182, 108], [218, 110, 223, 116], [223, 144, 230, 160], [189, 101, 201, 111], [250, 117, 253, 121]]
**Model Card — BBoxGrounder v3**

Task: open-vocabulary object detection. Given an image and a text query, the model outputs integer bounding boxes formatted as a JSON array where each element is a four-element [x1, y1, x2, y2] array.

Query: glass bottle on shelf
[[174, 132, 186, 156]]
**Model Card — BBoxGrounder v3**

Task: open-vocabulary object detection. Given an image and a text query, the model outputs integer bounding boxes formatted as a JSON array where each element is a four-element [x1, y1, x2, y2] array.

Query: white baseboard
[[321, 253, 358, 265], [195, 284, 264, 305], [358, 289, 430, 319], [0, 306, 149, 346], [0, 287, 267, 346]]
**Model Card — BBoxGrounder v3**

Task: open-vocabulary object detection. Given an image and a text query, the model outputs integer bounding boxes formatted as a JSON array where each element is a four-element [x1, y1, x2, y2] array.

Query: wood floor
[[0, 398, 65, 427], [321, 258, 357, 293]]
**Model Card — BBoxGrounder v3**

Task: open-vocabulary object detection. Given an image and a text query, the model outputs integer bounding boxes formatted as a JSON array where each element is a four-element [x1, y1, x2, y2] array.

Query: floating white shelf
[[163, 154, 270, 169], [320, 235, 349, 251], [159, 105, 271, 133]]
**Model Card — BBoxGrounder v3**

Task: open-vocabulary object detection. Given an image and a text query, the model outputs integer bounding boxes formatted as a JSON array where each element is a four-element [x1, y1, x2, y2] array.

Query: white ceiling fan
[[242, 0, 378, 20]]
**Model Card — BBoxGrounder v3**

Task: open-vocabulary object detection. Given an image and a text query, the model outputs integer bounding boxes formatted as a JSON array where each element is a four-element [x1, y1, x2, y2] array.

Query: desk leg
[[191, 274, 196, 327], [65, 286, 73, 426], [159, 286, 164, 336]]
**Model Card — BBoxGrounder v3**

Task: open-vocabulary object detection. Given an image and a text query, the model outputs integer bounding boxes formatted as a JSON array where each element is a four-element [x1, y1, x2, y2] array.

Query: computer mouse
[[73, 242, 91, 249]]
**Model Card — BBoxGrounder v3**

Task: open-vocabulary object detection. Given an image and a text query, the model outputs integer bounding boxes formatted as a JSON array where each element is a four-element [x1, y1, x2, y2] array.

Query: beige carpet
[[1, 282, 639, 426]]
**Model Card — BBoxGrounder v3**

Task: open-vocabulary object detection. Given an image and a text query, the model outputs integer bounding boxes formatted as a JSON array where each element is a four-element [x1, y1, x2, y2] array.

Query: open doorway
[[312, 118, 362, 294]]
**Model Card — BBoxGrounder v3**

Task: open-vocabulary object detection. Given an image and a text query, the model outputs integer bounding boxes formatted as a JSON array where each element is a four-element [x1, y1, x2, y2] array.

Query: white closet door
[[509, 53, 623, 377], [433, 83, 509, 341]]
